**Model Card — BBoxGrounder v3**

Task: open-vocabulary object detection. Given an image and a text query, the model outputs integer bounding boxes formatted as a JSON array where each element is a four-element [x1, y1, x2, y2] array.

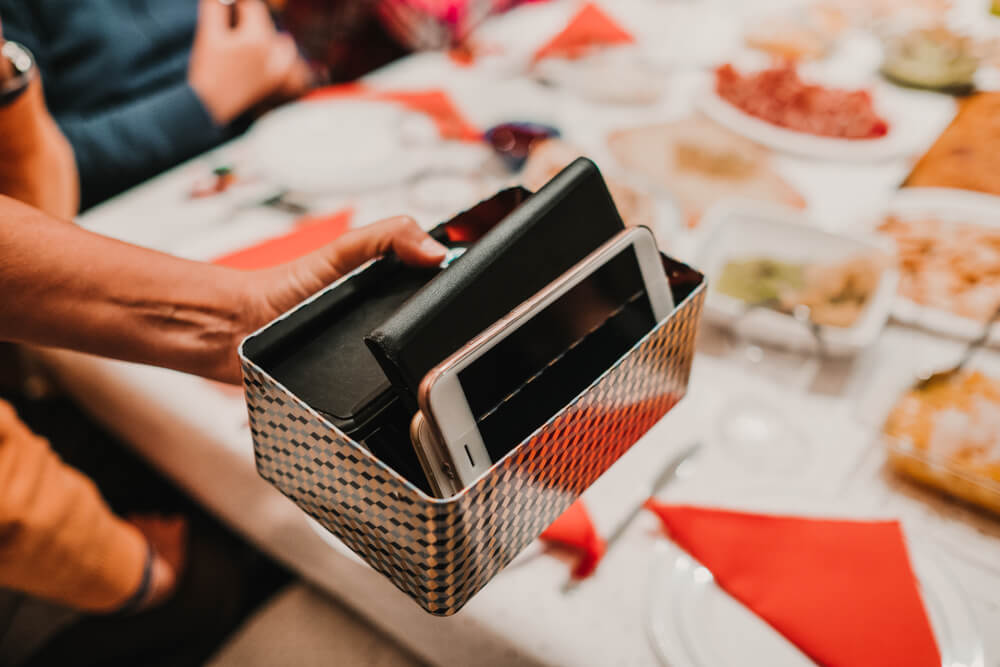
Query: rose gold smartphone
[[411, 227, 673, 495], [409, 411, 461, 497]]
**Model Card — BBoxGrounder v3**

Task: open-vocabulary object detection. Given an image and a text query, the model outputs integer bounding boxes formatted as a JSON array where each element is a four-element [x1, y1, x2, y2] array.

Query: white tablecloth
[[36, 1, 1000, 664]]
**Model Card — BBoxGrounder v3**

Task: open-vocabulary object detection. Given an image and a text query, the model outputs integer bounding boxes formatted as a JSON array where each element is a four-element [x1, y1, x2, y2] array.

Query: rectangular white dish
[[696, 200, 899, 356]]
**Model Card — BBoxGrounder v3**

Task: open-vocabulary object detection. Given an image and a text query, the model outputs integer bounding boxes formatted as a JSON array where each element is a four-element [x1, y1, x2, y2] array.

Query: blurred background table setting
[[27, 0, 1000, 664]]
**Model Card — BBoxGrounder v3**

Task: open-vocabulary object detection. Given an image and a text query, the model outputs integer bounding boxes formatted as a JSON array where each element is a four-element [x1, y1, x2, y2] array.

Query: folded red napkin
[[304, 84, 482, 142], [644, 502, 941, 667], [533, 2, 634, 62], [213, 209, 354, 270], [540, 499, 606, 578]]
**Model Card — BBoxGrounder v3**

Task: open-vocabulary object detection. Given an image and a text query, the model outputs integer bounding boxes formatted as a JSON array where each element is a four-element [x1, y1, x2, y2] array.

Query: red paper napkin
[[213, 209, 354, 270], [644, 502, 941, 667], [540, 499, 606, 578], [533, 2, 635, 62], [304, 84, 482, 142]]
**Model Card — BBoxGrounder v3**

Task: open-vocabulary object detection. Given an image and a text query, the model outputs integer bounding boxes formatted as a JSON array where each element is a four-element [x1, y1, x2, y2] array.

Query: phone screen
[[457, 245, 657, 462]]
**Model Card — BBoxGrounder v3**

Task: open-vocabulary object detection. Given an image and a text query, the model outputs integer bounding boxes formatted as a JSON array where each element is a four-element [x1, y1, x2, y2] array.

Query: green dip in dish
[[716, 258, 805, 305], [881, 28, 979, 94]]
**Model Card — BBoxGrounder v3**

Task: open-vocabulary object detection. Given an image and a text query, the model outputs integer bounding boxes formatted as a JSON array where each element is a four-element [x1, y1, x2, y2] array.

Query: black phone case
[[241, 187, 530, 492], [364, 158, 626, 410]]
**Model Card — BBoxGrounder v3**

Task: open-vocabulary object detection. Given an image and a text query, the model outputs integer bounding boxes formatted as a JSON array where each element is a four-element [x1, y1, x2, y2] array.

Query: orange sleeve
[[0, 400, 147, 612]]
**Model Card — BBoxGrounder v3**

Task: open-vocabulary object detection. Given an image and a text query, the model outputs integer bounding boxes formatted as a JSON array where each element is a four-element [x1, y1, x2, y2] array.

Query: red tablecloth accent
[[304, 84, 482, 142], [213, 209, 354, 270], [533, 3, 634, 62], [644, 502, 941, 667], [540, 499, 606, 579]]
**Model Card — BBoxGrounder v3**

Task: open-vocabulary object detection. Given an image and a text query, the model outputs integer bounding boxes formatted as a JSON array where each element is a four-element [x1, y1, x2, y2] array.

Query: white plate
[[533, 47, 665, 105], [699, 75, 921, 162], [248, 99, 439, 194], [871, 187, 1000, 344], [645, 492, 985, 667], [696, 200, 899, 356], [636, 5, 742, 70]]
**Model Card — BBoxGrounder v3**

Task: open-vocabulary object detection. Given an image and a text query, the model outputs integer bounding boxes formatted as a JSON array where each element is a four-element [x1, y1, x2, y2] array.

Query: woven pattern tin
[[241, 259, 704, 616]]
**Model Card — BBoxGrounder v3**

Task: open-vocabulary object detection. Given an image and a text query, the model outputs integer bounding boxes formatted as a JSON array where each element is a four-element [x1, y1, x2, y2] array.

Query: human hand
[[219, 216, 447, 384], [188, 0, 307, 125], [0, 20, 79, 218], [128, 515, 188, 611], [272, 51, 314, 103]]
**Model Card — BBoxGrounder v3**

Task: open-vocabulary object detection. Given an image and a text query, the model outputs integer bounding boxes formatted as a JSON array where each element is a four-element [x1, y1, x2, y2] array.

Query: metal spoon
[[914, 304, 1000, 391], [257, 190, 311, 216], [218, 0, 238, 27], [790, 304, 826, 358], [728, 298, 826, 358]]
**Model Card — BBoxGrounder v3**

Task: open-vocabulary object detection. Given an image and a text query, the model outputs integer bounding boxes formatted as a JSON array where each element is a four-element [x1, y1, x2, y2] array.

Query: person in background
[[0, 0, 312, 209], [0, 196, 446, 666], [0, 24, 447, 665], [276, 0, 410, 83], [0, 34, 189, 664]]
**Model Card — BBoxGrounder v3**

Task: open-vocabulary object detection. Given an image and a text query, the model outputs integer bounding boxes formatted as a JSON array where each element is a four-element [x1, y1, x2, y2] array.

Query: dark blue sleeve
[[1, 1, 230, 208], [57, 82, 229, 207]]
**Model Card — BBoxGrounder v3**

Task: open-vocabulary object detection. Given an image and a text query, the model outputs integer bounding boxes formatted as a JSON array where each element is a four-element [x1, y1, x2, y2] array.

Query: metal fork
[[562, 442, 702, 593]]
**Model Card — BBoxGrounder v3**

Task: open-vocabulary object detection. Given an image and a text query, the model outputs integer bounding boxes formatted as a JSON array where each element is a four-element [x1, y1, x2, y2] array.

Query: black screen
[[457, 246, 656, 461]]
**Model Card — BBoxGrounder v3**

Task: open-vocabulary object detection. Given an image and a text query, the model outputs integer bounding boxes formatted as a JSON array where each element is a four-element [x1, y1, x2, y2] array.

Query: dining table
[[33, 0, 1000, 664]]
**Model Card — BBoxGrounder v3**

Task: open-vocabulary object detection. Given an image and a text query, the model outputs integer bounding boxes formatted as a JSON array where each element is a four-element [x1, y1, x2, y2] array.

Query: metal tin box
[[240, 255, 704, 615]]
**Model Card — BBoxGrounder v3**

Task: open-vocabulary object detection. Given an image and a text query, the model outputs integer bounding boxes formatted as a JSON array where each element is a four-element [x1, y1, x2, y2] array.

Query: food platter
[[872, 187, 1000, 344], [696, 201, 899, 356], [699, 68, 945, 162]]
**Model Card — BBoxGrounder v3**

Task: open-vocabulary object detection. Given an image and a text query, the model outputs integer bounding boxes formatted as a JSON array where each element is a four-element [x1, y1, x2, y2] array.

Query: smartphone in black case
[[243, 159, 628, 492], [365, 158, 627, 411]]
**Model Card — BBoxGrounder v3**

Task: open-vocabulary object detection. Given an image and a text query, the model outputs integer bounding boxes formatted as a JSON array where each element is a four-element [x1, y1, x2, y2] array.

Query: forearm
[[0, 196, 251, 382]]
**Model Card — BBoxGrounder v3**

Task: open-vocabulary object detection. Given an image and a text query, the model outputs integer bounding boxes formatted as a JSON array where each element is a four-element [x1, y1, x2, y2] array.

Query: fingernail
[[420, 237, 448, 257]]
